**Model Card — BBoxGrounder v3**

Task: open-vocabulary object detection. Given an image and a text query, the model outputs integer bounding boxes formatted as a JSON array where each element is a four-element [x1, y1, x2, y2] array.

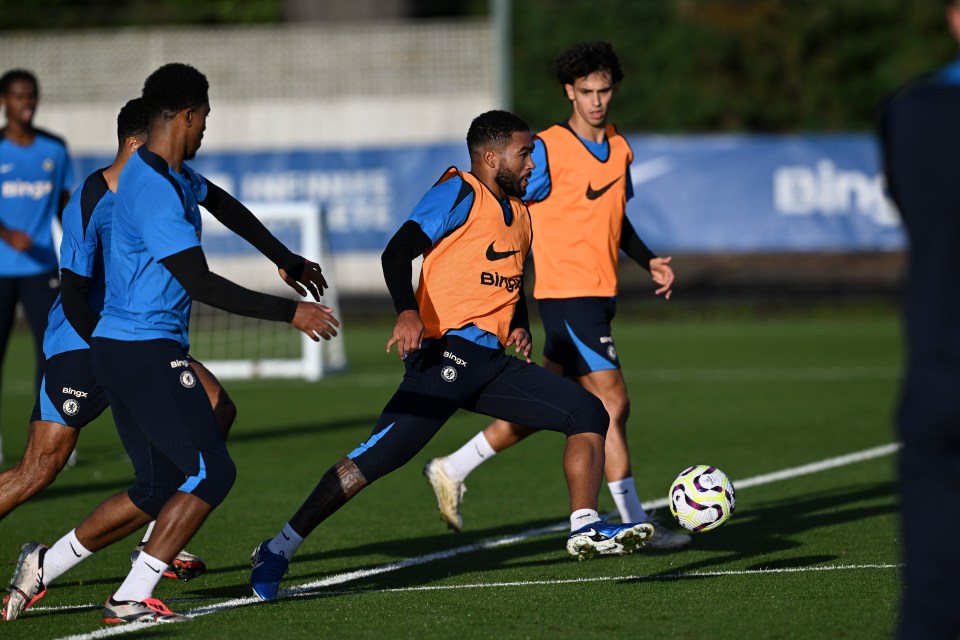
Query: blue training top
[[406, 173, 510, 350], [0, 128, 73, 276], [43, 169, 112, 357], [94, 147, 207, 349]]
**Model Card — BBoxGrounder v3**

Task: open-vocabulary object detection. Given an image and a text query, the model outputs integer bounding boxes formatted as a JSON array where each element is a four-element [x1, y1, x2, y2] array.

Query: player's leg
[[469, 355, 652, 559], [94, 338, 234, 622], [0, 350, 110, 520], [896, 369, 960, 639], [423, 355, 563, 531], [190, 359, 237, 439], [17, 271, 59, 393], [251, 337, 478, 600], [0, 276, 19, 464], [0, 421, 77, 520], [130, 359, 231, 580]]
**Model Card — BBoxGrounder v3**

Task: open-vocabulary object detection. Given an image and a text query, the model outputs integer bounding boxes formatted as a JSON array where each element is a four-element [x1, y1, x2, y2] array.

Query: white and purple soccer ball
[[669, 465, 736, 533]]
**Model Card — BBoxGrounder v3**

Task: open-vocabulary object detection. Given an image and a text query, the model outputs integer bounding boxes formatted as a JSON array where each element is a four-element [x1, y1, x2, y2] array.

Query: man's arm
[[620, 216, 656, 271], [380, 220, 432, 314], [201, 180, 327, 300], [60, 268, 98, 343], [161, 246, 339, 340]]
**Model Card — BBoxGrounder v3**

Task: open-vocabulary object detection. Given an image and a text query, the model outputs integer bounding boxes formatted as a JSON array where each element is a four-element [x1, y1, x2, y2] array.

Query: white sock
[[570, 509, 601, 531], [112, 550, 166, 603], [266, 523, 304, 560], [608, 477, 648, 523], [139, 521, 157, 546], [43, 529, 93, 586], [443, 431, 496, 482]]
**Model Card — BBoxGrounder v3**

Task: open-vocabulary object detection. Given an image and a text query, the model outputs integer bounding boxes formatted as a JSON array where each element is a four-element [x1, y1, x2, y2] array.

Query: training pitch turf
[[0, 302, 902, 638]]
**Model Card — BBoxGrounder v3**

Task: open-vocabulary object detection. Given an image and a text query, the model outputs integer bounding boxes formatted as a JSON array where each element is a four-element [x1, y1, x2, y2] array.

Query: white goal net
[[188, 202, 346, 381]]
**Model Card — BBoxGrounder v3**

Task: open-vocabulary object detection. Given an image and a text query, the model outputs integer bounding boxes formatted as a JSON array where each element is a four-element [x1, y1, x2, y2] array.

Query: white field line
[[53, 442, 900, 640]]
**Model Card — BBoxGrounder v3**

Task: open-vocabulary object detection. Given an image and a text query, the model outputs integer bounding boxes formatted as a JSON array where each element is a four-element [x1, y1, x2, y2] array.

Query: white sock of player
[[139, 521, 156, 546], [570, 508, 601, 531], [443, 431, 497, 482], [42, 529, 93, 586], [113, 550, 167, 603], [608, 477, 649, 523], [266, 523, 304, 560]]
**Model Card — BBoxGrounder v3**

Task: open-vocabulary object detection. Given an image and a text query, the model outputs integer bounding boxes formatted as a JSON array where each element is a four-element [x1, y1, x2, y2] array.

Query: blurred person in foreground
[[0, 69, 73, 464], [423, 42, 688, 549], [249, 110, 655, 602], [879, 2, 960, 638]]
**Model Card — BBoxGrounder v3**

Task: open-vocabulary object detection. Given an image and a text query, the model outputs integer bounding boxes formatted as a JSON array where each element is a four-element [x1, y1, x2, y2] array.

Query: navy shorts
[[90, 338, 235, 514], [539, 297, 620, 377], [30, 349, 110, 429], [347, 335, 608, 483]]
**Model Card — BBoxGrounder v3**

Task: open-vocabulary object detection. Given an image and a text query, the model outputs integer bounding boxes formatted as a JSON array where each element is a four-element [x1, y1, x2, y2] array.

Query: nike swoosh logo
[[485, 242, 520, 261], [69, 542, 82, 558], [145, 563, 162, 574], [281, 531, 290, 541], [0, 163, 13, 173], [585, 176, 622, 200]]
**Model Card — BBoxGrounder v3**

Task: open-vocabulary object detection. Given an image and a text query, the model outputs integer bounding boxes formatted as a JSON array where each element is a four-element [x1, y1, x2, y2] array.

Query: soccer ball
[[669, 465, 736, 533]]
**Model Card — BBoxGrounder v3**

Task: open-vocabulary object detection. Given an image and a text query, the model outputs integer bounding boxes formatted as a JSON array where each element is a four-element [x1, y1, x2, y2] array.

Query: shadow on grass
[[178, 480, 898, 602]]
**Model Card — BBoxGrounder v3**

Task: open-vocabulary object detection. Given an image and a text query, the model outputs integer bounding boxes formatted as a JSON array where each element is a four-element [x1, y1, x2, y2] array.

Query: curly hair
[[552, 41, 623, 87], [0, 69, 38, 97], [466, 110, 530, 159], [141, 63, 209, 120], [116, 97, 150, 144]]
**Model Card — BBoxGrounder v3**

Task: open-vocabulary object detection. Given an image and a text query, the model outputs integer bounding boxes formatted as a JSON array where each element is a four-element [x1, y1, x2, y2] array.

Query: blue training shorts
[[538, 297, 620, 377], [30, 349, 110, 428]]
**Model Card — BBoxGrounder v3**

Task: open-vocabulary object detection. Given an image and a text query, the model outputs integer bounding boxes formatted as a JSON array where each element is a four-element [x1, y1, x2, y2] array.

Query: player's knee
[[127, 485, 174, 519], [565, 393, 609, 438], [604, 394, 630, 427], [197, 455, 236, 508]]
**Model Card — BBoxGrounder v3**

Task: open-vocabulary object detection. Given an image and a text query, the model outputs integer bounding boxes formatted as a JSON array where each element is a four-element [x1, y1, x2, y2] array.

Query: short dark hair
[[141, 63, 209, 120], [466, 110, 530, 159], [116, 97, 150, 144], [553, 41, 623, 87], [0, 69, 38, 97]]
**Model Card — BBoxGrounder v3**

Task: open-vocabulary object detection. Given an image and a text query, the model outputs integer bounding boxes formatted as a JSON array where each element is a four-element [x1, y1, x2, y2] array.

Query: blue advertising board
[[74, 134, 903, 256]]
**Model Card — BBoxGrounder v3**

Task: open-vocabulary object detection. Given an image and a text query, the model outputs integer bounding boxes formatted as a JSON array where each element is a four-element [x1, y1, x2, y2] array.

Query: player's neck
[[566, 115, 606, 144], [471, 169, 506, 201], [2, 121, 36, 146], [145, 136, 186, 173]]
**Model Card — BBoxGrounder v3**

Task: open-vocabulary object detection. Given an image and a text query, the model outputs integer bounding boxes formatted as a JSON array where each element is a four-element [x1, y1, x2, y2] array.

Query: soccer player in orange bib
[[425, 42, 690, 550], [250, 110, 655, 601]]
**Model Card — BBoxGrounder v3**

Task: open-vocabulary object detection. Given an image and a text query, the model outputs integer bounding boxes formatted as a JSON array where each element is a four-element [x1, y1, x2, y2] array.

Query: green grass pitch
[[0, 303, 903, 638]]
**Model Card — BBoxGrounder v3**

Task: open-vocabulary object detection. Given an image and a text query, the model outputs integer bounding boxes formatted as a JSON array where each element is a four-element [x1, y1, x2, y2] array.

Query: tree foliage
[[512, 0, 957, 132]]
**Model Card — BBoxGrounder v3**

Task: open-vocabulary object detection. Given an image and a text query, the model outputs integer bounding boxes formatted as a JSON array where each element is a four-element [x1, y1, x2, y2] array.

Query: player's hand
[[505, 327, 532, 363], [386, 309, 424, 359], [649, 256, 674, 300], [291, 301, 339, 341], [0, 228, 32, 252], [279, 259, 327, 301]]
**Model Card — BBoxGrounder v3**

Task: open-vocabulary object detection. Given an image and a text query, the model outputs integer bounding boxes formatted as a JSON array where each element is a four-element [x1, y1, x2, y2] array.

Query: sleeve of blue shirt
[[406, 175, 475, 244], [139, 182, 201, 261], [58, 191, 96, 277], [524, 138, 551, 203], [58, 143, 74, 197], [182, 163, 209, 202]]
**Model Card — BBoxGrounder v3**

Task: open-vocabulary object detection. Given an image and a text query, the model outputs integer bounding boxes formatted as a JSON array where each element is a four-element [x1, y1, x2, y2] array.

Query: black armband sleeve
[[620, 216, 657, 272], [510, 285, 531, 334], [201, 179, 303, 275], [381, 220, 433, 314], [161, 246, 298, 323], [60, 268, 98, 344]]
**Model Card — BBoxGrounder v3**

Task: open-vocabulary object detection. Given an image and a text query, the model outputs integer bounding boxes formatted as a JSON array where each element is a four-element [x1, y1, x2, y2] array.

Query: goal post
[[188, 202, 346, 381]]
